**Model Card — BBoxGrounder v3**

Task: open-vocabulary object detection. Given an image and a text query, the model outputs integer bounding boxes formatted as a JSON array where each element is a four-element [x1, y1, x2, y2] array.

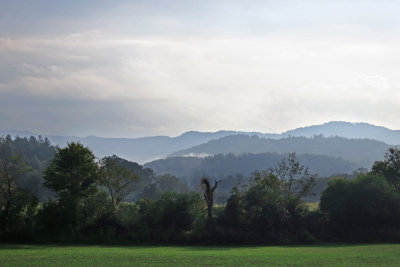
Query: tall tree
[[320, 174, 400, 240], [221, 153, 317, 241], [371, 148, 400, 192], [0, 138, 32, 231], [43, 142, 100, 231], [44, 142, 100, 202], [99, 155, 140, 207], [270, 152, 317, 199]]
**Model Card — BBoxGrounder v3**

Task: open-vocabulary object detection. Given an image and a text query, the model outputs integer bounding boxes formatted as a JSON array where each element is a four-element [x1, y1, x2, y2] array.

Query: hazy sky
[[1, 0, 400, 137]]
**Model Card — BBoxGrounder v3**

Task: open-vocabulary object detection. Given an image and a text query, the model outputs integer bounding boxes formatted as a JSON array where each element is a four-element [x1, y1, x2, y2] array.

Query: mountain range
[[170, 134, 389, 167], [1, 121, 397, 169]]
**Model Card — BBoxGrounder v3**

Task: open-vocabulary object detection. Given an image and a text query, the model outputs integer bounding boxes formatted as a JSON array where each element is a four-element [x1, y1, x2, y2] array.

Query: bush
[[132, 192, 204, 243], [217, 176, 312, 244], [320, 174, 400, 241], [36, 191, 115, 241], [0, 190, 38, 241]]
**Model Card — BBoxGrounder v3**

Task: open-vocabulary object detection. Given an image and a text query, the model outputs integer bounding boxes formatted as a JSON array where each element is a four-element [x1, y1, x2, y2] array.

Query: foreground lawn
[[0, 244, 399, 266]]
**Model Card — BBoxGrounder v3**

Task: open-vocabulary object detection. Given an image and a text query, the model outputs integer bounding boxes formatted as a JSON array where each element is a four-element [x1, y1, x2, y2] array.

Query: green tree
[[0, 135, 56, 202], [270, 152, 317, 199], [220, 153, 316, 242], [371, 148, 400, 192], [135, 192, 203, 242], [43, 142, 100, 232], [320, 174, 400, 241], [0, 137, 34, 232], [99, 155, 140, 208]]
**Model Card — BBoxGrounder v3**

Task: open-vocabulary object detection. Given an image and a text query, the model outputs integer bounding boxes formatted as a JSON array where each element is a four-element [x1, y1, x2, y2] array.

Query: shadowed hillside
[[283, 121, 400, 145], [145, 152, 359, 179], [170, 135, 390, 167], [2, 121, 398, 164]]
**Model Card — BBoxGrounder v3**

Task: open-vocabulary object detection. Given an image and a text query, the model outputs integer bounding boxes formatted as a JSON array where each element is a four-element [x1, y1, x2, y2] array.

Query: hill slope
[[170, 135, 390, 167], [284, 121, 400, 145], [2, 121, 399, 163], [0, 130, 254, 163], [145, 152, 359, 179]]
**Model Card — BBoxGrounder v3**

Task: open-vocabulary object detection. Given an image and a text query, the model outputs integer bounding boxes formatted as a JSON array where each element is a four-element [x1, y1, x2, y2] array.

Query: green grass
[[305, 202, 319, 211], [0, 244, 399, 266]]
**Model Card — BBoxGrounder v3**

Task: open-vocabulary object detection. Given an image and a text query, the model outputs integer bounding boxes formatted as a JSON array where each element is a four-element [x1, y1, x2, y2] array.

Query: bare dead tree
[[201, 177, 221, 221]]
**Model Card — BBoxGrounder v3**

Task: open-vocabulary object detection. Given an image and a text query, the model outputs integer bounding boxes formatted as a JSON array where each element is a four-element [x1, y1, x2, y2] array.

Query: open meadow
[[1, 244, 400, 266]]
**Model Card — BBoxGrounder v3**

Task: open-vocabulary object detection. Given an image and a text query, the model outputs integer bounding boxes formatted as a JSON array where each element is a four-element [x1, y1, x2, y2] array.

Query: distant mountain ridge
[[283, 121, 400, 145], [170, 135, 390, 167], [0, 129, 250, 163], [1, 121, 399, 163]]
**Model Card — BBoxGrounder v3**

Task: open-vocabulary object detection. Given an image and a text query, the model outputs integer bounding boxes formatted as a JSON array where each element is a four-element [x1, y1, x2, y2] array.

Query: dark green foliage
[[78, 191, 119, 241], [320, 174, 400, 241], [110, 156, 154, 184], [3, 135, 57, 201], [12, 135, 55, 164], [146, 152, 353, 203], [44, 142, 100, 202], [371, 148, 400, 192], [37, 191, 115, 240], [0, 137, 39, 236], [268, 152, 317, 199], [130, 192, 204, 242], [105, 156, 155, 201], [3, 136, 400, 245], [0, 189, 38, 240], [43, 142, 100, 234], [218, 176, 309, 243], [216, 154, 316, 244], [36, 200, 70, 236], [99, 155, 140, 207]]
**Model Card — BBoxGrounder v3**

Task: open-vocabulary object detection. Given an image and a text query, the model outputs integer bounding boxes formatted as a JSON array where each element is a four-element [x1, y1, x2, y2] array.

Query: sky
[[1, 0, 400, 137]]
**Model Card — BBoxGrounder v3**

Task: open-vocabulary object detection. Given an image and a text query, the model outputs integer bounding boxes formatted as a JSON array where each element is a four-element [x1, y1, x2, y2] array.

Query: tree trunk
[[207, 198, 213, 219], [201, 177, 221, 222]]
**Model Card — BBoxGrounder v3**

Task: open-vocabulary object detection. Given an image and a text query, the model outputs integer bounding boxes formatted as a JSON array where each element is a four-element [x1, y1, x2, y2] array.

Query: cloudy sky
[[1, 0, 400, 137]]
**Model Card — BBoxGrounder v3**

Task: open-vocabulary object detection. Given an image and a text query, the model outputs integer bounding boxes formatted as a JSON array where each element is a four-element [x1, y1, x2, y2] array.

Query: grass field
[[1, 244, 399, 266]]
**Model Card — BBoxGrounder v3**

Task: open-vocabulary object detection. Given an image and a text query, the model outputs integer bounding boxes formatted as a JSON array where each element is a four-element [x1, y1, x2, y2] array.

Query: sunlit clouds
[[1, 1, 400, 137]]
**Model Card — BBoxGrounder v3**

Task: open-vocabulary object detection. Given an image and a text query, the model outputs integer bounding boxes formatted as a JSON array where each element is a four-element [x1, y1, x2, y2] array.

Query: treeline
[[1, 136, 400, 244], [145, 152, 359, 184]]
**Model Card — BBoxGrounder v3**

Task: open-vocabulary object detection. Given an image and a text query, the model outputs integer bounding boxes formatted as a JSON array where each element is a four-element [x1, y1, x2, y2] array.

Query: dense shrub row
[[1, 136, 400, 244]]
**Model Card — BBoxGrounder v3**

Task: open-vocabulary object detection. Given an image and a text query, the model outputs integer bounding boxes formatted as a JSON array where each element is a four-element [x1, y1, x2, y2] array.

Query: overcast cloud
[[1, 0, 400, 137]]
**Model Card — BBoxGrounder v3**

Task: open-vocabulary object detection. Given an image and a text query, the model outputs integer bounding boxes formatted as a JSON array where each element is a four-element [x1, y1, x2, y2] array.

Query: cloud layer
[[1, 1, 400, 137]]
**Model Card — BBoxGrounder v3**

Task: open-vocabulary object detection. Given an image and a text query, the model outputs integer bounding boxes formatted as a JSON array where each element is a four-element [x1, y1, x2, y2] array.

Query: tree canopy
[[371, 147, 400, 192], [44, 142, 100, 203], [99, 155, 140, 207]]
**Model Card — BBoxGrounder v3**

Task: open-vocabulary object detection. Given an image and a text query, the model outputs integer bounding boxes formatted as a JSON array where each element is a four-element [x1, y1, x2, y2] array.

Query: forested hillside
[[0, 135, 57, 201], [3, 121, 400, 164], [146, 152, 359, 179], [1, 130, 264, 163], [171, 135, 390, 167], [284, 121, 400, 145]]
